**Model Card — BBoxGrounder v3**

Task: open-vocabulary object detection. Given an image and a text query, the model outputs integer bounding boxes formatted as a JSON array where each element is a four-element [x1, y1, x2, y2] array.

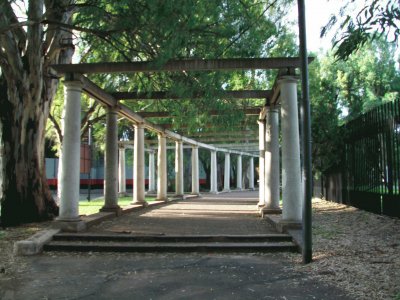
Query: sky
[[288, 0, 343, 53]]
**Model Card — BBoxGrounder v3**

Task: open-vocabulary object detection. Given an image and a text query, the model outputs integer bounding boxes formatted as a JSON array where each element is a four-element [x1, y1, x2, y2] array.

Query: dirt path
[[89, 191, 277, 235]]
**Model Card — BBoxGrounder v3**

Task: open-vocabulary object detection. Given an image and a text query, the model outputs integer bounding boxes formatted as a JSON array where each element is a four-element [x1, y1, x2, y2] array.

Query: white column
[[191, 146, 200, 195], [249, 157, 255, 190], [118, 146, 126, 195], [223, 152, 231, 192], [280, 76, 302, 223], [58, 80, 85, 230], [157, 133, 168, 201], [101, 107, 120, 212], [258, 120, 265, 207], [133, 123, 146, 205], [264, 106, 281, 212], [210, 150, 218, 193], [175, 141, 184, 196], [236, 155, 243, 190], [148, 150, 156, 193]]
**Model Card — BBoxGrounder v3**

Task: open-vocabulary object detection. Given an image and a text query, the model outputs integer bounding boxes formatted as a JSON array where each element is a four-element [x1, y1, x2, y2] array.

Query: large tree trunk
[[0, 0, 74, 226], [0, 76, 58, 226]]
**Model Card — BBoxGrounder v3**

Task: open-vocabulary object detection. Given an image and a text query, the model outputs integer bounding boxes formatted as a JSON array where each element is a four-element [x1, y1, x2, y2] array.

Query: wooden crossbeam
[[138, 107, 262, 118], [51, 57, 314, 74], [112, 90, 271, 100], [187, 130, 257, 138]]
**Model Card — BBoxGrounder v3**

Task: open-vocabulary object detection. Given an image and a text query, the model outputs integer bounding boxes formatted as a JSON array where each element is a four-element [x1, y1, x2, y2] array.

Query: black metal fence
[[321, 99, 400, 218]]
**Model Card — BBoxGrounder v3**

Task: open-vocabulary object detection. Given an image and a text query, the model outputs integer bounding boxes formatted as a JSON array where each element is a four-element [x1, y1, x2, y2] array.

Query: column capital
[[107, 105, 119, 114], [64, 80, 83, 91], [277, 75, 299, 85], [266, 105, 280, 113], [134, 122, 145, 128]]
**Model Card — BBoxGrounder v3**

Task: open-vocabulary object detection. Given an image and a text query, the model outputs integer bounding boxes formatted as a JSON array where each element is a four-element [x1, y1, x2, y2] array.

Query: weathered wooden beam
[[159, 122, 258, 130], [112, 90, 271, 100], [138, 107, 262, 118], [78, 76, 258, 157], [187, 130, 257, 138], [194, 136, 258, 143], [51, 57, 314, 74]]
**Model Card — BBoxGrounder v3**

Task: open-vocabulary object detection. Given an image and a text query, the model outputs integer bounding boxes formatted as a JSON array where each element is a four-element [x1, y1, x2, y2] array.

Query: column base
[[118, 192, 128, 197], [172, 194, 185, 200], [100, 205, 122, 216], [262, 207, 282, 214], [146, 190, 157, 195], [277, 220, 302, 233], [222, 189, 231, 193], [156, 197, 169, 202], [190, 193, 201, 197], [131, 201, 148, 207], [257, 202, 265, 209], [209, 191, 219, 194], [54, 218, 87, 232]]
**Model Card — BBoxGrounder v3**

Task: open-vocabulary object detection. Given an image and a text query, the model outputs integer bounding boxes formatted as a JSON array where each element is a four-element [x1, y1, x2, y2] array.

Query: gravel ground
[[1, 197, 399, 299], [287, 198, 400, 300]]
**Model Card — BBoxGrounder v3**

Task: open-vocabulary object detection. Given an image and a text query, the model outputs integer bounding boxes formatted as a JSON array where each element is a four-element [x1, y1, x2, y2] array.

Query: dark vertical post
[[297, 0, 312, 263], [87, 124, 92, 202]]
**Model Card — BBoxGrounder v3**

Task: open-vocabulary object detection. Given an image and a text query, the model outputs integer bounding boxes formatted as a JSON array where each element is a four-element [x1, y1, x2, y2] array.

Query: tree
[[309, 38, 400, 176], [0, 1, 74, 225], [322, 0, 400, 59], [0, 0, 295, 226]]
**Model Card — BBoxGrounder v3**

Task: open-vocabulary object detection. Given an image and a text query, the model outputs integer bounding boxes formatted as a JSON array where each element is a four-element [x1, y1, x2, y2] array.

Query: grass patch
[[79, 196, 156, 216]]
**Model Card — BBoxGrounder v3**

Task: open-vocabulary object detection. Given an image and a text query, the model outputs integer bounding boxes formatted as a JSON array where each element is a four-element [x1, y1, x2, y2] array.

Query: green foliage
[[43, 1, 299, 153], [71, 0, 296, 137], [310, 38, 399, 175], [322, 0, 400, 60]]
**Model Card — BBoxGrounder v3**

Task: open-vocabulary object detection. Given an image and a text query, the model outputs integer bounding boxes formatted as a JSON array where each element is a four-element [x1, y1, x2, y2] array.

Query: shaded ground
[[1, 252, 352, 300], [2, 192, 397, 299], [89, 192, 276, 235]]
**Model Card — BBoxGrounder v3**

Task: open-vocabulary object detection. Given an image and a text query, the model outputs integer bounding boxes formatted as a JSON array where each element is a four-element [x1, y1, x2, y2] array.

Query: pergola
[[51, 0, 312, 263]]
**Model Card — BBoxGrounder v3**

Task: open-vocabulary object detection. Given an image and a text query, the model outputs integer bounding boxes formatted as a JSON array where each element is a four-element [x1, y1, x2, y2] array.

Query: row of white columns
[[117, 144, 255, 196], [57, 80, 257, 231], [258, 76, 303, 224]]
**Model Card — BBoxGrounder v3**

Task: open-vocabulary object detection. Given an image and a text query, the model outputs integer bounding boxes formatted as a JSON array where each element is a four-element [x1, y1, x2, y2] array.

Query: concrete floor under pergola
[[51, 57, 310, 237]]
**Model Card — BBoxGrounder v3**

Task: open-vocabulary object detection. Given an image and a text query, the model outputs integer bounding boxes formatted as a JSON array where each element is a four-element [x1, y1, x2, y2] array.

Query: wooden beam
[[77, 76, 258, 157], [194, 137, 258, 143], [51, 57, 314, 74], [159, 122, 258, 129], [112, 90, 271, 100], [138, 107, 262, 118], [187, 130, 257, 138]]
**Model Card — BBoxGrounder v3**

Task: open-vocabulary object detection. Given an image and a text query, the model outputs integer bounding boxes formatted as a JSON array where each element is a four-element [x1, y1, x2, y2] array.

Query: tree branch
[[48, 112, 63, 144]]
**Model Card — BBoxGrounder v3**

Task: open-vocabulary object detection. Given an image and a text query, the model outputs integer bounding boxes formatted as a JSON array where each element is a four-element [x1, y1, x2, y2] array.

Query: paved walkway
[[1, 191, 354, 300], [89, 191, 277, 235]]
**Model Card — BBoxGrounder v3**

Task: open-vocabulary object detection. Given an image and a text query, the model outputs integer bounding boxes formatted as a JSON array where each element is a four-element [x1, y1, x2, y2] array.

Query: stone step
[[52, 233, 293, 243], [43, 240, 298, 253]]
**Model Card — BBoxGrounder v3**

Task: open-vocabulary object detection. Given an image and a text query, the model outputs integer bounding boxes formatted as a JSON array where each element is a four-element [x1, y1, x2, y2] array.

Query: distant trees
[[310, 38, 400, 175]]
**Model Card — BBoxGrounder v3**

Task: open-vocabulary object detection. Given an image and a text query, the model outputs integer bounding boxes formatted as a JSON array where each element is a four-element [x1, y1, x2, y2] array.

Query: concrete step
[[52, 233, 293, 243], [43, 240, 298, 253]]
